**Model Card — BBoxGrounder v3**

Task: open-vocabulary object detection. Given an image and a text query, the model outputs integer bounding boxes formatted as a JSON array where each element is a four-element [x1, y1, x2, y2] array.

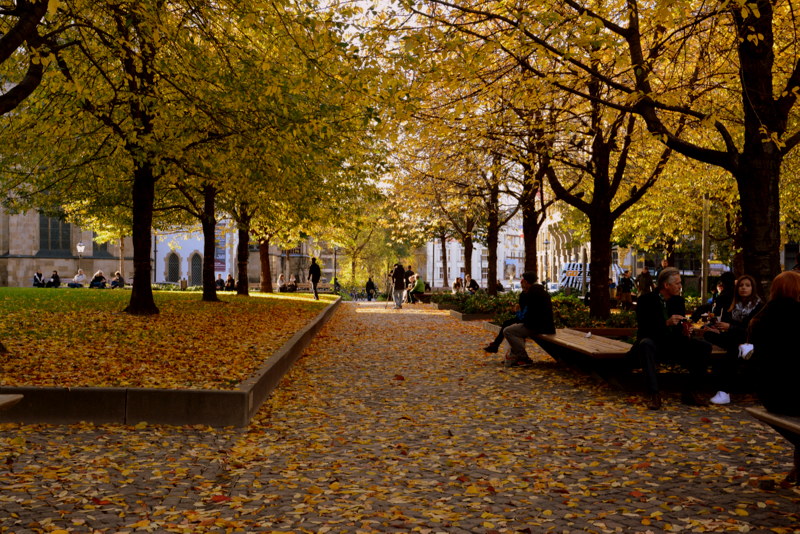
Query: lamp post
[[544, 239, 550, 284], [76, 241, 85, 272]]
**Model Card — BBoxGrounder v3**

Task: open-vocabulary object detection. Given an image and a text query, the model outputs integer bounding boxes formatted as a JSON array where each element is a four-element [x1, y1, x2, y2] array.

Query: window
[[39, 214, 71, 253], [190, 254, 202, 286], [92, 233, 113, 258], [167, 252, 181, 282]]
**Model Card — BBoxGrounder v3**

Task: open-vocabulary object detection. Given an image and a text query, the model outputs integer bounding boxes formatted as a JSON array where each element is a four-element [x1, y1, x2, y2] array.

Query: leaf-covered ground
[[0, 289, 331, 389], [1, 301, 798, 533]]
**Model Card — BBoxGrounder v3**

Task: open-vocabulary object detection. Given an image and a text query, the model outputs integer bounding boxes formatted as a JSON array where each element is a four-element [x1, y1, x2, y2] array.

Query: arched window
[[166, 252, 180, 283], [38, 214, 71, 253], [190, 253, 202, 286]]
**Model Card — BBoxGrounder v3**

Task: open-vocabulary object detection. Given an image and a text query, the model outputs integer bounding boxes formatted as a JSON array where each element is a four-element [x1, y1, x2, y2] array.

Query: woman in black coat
[[749, 271, 800, 416]]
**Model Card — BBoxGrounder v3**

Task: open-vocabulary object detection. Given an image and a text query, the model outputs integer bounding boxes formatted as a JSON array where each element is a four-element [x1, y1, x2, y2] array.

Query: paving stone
[[1, 301, 799, 532]]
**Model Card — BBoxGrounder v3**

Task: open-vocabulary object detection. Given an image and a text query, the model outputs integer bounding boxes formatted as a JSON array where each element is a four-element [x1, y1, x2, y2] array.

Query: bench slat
[[534, 328, 727, 360], [0, 394, 23, 411], [745, 407, 800, 435]]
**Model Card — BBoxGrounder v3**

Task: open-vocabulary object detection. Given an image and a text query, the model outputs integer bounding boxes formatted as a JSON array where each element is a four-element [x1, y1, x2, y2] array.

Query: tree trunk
[[486, 182, 500, 295], [236, 216, 251, 296], [439, 232, 449, 288], [522, 202, 541, 276], [588, 217, 613, 320], [124, 163, 159, 315], [463, 234, 474, 281], [118, 235, 124, 278], [736, 155, 782, 296], [259, 237, 272, 293], [200, 185, 219, 302]]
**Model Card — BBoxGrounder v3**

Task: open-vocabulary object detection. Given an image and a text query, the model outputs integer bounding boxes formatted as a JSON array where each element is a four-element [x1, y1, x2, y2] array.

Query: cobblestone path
[[1, 301, 798, 533]]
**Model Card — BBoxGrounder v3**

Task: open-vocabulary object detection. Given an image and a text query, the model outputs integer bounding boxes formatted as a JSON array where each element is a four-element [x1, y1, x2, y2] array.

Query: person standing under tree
[[636, 266, 655, 296], [308, 257, 322, 300], [617, 270, 634, 310]]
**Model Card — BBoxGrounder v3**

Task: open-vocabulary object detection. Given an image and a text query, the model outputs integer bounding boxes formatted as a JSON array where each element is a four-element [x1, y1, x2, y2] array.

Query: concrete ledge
[[0, 298, 340, 427], [449, 310, 494, 321]]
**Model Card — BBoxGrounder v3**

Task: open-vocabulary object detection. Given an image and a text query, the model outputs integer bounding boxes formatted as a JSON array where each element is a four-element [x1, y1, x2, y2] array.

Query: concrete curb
[[449, 310, 494, 321], [0, 298, 340, 428]]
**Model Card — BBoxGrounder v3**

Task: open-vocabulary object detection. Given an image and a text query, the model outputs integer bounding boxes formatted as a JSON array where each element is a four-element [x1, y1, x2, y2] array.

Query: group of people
[[451, 274, 480, 294], [389, 264, 426, 308], [615, 264, 659, 310], [481, 264, 800, 416], [33, 269, 124, 289], [215, 274, 238, 292], [633, 266, 800, 414]]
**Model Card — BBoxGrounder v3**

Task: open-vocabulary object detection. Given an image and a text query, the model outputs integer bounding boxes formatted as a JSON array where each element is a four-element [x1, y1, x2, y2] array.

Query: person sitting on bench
[[495, 271, 555, 368], [633, 267, 711, 410]]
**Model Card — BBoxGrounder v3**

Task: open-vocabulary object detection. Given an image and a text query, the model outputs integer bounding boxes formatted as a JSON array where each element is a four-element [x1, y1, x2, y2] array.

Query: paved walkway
[[1, 301, 798, 533]]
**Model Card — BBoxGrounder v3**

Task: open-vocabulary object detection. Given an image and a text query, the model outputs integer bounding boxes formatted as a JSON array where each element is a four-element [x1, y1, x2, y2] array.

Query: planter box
[[0, 299, 341, 428], [435, 302, 459, 311], [449, 310, 494, 321]]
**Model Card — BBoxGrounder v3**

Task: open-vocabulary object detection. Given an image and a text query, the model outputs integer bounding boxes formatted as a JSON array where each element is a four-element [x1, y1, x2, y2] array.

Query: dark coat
[[636, 291, 686, 343], [391, 265, 406, 290], [308, 262, 321, 282], [749, 298, 800, 415], [520, 284, 555, 334]]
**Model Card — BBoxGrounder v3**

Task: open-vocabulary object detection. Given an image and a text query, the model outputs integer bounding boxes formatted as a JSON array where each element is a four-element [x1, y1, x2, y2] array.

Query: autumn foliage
[[0, 289, 331, 390]]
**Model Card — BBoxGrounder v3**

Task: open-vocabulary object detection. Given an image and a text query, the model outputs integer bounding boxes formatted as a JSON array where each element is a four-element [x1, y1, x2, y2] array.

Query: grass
[[0, 288, 334, 390]]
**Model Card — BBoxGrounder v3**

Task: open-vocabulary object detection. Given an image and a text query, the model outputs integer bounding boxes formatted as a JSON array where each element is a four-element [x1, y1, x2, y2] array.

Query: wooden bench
[[294, 282, 333, 293], [0, 394, 23, 411], [745, 407, 800, 485], [533, 328, 727, 360]]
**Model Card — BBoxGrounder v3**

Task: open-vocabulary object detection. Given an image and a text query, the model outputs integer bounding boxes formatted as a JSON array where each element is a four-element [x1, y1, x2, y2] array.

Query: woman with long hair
[[704, 274, 764, 405], [749, 271, 800, 416]]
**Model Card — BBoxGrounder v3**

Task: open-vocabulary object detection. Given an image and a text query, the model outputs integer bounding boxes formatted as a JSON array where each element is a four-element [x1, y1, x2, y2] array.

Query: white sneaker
[[710, 391, 730, 405]]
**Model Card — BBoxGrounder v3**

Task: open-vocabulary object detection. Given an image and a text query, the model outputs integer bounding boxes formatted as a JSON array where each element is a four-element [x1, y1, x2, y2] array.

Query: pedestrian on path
[[502, 271, 555, 367], [617, 270, 634, 310], [391, 263, 406, 309], [308, 257, 322, 300], [365, 276, 376, 301]]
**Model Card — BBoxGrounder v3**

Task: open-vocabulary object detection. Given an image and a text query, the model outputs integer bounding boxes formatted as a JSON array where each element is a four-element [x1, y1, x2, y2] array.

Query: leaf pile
[[0, 302, 798, 533], [0, 289, 330, 389]]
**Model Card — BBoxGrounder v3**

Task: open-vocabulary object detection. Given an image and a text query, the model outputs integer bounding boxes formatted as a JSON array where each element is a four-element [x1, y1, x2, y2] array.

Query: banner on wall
[[504, 258, 523, 281], [214, 229, 226, 272]]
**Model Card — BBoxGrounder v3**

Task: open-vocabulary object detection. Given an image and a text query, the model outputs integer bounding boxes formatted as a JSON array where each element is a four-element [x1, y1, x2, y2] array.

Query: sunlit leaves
[[0, 289, 330, 389]]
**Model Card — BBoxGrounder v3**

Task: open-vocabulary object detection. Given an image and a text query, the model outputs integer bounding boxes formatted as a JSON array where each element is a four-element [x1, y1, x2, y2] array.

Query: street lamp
[[76, 241, 85, 271], [544, 239, 550, 283]]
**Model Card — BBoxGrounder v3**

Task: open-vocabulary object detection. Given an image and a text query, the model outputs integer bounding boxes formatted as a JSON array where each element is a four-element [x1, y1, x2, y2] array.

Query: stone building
[[0, 209, 132, 287]]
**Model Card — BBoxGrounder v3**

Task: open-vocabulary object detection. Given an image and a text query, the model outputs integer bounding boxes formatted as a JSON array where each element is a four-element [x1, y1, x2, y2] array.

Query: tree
[[0, 0, 51, 116], [410, 0, 800, 295]]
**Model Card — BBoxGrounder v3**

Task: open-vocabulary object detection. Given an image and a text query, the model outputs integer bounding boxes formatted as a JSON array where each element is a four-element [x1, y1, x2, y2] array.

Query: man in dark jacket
[[634, 267, 711, 410], [501, 271, 555, 367], [391, 263, 406, 309], [308, 257, 322, 300]]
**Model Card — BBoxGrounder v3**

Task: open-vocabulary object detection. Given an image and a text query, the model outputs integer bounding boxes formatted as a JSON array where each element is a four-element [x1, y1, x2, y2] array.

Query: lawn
[[0, 288, 333, 390]]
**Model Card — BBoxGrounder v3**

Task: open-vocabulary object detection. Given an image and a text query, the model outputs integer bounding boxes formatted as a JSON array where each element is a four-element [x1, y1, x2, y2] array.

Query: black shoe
[[483, 344, 499, 353], [681, 391, 709, 407], [646, 393, 662, 410]]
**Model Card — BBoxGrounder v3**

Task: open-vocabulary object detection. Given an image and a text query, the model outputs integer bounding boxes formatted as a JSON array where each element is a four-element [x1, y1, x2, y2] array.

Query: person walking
[[365, 277, 376, 301], [617, 270, 634, 310], [391, 263, 406, 309], [308, 257, 322, 300]]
